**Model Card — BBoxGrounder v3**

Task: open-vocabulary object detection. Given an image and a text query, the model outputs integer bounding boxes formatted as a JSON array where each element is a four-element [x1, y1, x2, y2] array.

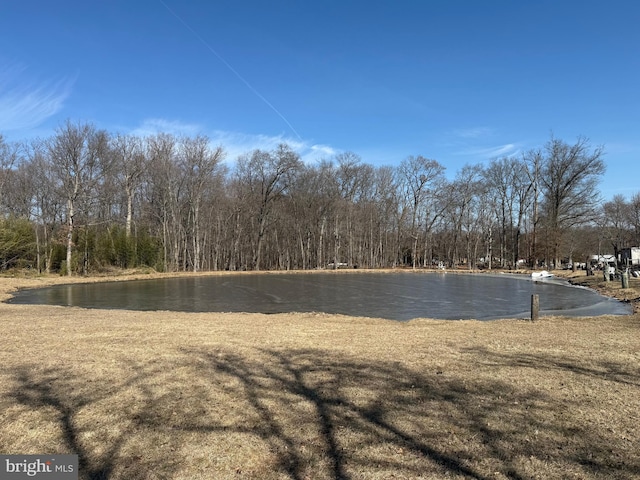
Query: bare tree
[[371, 165, 400, 268], [21, 140, 62, 272], [2, 119, 631, 275], [2, 149, 32, 219], [600, 194, 633, 260], [334, 152, 374, 268], [627, 192, 640, 246], [110, 134, 145, 238], [287, 162, 337, 269], [144, 134, 183, 271], [523, 149, 543, 267], [446, 164, 484, 268], [484, 156, 532, 268], [178, 135, 225, 271], [48, 121, 108, 275], [313, 160, 340, 269], [540, 136, 605, 267], [398, 155, 446, 268], [236, 144, 302, 270], [0, 135, 21, 214]]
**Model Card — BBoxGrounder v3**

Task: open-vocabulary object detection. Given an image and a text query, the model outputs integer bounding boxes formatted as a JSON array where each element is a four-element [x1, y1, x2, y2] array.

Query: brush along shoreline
[[1, 269, 639, 480]]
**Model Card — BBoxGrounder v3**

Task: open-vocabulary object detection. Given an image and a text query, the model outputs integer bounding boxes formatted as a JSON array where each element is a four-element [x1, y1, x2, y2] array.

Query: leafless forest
[[1, 121, 638, 275]]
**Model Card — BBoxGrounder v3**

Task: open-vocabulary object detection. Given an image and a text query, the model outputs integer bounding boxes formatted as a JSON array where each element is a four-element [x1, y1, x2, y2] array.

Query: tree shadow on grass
[[178, 347, 640, 479], [3, 347, 639, 479], [188, 348, 489, 479], [6, 366, 121, 479], [463, 345, 640, 387], [3, 362, 183, 480], [461, 346, 640, 478]]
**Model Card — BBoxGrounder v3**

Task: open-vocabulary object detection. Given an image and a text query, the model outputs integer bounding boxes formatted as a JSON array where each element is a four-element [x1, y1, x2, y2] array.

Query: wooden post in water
[[531, 294, 539, 322]]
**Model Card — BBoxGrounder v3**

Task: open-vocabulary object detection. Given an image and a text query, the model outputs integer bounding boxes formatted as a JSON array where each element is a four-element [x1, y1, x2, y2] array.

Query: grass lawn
[[0, 270, 639, 479]]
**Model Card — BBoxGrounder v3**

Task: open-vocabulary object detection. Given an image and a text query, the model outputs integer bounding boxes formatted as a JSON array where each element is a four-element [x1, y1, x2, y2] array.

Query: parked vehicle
[[588, 255, 617, 278], [531, 270, 554, 279]]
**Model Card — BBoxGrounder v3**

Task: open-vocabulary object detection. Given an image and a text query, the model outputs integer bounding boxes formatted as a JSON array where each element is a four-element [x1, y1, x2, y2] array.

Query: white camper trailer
[[619, 247, 640, 266]]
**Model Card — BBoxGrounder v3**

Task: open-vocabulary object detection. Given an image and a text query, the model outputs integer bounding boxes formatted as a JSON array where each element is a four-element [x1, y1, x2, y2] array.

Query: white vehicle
[[531, 270, 554, 279], [589, 254, 616, 274]]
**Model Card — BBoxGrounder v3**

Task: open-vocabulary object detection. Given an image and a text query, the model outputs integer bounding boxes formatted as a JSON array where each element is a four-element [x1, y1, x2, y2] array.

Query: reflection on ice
[[7, 272, 632, 321]]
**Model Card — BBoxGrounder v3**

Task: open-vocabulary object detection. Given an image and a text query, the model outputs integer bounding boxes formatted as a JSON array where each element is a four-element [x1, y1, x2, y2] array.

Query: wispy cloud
[[443, 127, 521, 159], [132, 119, 340, 164], [461, 143, 520, 158], [309, 144, 337, 156], [131, 118, 203, 138], [0, 65, 73, 132], [209, 131, 339, 164], [451, 127, 494, 139], [210, 130, 301, 160]]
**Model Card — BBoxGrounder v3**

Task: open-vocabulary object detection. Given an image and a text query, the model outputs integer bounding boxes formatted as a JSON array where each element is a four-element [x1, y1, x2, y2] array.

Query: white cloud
[[0, 65, 73, 132], [309, 144, 337, 156], [209, 130, 297, 160], [442, 126, 521, 160], [132, 119, 341, 165], [211, 132, 339, 165], [131, 118, 202, 137], [461, 143, 520, 158]]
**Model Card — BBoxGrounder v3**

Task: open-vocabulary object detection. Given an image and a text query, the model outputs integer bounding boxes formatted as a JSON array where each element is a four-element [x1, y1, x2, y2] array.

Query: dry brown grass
[[1, 271, 639, 479]]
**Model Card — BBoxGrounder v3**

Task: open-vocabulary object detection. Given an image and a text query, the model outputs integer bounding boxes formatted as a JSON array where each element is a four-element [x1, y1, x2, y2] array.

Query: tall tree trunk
[[487, 225, 492, 270], [255, 210, 267, 271], [333, 214, 340, 269], [125, 187, 134, 238], [318, 215, 326, 269], [66, 199, 74, 276], [192, 202, 200, 272], [35, 224, 42, 274]]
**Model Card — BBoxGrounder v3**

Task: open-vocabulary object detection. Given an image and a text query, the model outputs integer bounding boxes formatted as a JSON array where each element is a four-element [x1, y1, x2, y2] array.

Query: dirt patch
[[1, 271, 639, 479]]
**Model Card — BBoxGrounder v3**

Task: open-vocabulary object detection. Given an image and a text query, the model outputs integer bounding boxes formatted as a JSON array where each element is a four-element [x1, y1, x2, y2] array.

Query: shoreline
[[558, 269, 640, 314], [1, 266, 638, 318]]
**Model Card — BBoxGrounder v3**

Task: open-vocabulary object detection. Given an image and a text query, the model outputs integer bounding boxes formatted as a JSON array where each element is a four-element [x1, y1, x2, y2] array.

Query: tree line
[[0, 120, 637, 275]]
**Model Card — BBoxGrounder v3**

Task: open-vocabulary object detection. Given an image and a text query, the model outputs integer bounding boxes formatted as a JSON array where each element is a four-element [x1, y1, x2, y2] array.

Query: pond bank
[[555, 268, 640, 314], [2, 266, 638, 313], [6, 269, 631, 320]]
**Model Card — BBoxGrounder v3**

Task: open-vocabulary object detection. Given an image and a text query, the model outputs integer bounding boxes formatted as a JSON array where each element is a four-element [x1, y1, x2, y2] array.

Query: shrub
[[0, 217, 36, 270]]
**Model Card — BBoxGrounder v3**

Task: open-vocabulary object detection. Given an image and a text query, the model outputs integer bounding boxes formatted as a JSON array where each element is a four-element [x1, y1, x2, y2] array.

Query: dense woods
[[1, 121, 637, 275]]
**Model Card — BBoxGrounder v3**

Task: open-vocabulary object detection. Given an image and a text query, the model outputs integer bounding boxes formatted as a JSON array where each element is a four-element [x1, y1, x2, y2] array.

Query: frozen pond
[[6, 272, 631, 321]]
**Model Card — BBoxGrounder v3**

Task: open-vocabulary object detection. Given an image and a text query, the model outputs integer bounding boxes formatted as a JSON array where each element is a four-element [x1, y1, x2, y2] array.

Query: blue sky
[[1, 0, 638, 199]]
